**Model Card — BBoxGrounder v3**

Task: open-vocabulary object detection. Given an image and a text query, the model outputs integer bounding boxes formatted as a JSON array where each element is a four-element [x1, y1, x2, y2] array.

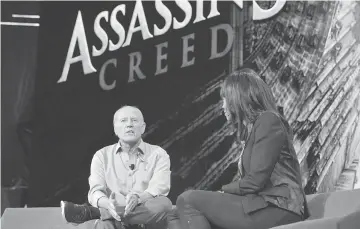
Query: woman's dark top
[[221, 111, 309, 218]]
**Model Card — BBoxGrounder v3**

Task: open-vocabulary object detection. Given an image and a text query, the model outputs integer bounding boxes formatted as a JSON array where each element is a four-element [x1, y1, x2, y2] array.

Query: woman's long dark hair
[[220, 68, 291, 142]]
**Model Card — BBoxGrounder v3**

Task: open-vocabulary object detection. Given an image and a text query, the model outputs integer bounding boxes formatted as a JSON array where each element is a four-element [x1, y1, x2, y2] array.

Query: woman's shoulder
[[254, 110, 282, 126], [253, 111, 291, 138]]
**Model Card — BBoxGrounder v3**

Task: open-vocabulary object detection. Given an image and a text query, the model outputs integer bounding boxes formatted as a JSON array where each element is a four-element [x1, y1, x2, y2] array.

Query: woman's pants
[[168, 190, 302, 229]]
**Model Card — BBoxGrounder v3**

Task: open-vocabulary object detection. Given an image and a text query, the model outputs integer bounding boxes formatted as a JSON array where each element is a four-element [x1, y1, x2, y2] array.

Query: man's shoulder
[[142, 141, 168, 156], [94, 143, 117, 157]]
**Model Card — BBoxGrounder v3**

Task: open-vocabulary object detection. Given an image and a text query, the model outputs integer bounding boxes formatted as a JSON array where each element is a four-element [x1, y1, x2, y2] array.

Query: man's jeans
[[93, 196, 172, 229]]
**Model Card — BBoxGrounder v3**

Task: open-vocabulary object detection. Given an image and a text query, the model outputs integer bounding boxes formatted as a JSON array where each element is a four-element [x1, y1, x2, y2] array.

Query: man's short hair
[[113, 105, 144, 122]]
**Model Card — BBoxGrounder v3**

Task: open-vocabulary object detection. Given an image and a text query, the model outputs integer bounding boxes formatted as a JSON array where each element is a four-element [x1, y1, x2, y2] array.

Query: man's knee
[[167, 205, 178, 221], [145, 196, 173, 217], [94, 219, 123, 229]]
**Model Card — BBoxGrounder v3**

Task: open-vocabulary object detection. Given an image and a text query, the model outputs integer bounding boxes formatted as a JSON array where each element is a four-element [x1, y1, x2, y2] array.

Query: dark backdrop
[[29, 1, 231, 206]]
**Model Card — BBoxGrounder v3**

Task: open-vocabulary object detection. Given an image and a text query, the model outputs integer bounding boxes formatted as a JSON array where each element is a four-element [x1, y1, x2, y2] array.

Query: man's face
[[114, 107, 146, 144]]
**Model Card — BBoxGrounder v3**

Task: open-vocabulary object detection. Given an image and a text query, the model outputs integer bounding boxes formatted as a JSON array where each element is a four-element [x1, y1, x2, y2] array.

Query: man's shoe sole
[[60, 200, 79, 226]]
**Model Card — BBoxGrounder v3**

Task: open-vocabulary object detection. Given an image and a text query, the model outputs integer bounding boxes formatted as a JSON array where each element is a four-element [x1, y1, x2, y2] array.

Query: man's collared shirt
[[88, 140, 171, 207]]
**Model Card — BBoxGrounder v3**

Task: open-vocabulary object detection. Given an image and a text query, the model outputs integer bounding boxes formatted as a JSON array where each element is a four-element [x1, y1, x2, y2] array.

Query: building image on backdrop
[[1, 1, 360, 227]]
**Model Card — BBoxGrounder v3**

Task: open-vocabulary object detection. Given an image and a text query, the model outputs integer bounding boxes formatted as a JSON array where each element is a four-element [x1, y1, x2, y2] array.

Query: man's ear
[[141, 122, 146, 134], [113, 127, 118, 137]]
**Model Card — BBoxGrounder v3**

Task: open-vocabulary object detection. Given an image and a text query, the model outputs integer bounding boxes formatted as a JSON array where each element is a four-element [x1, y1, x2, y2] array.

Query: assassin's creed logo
[[58, 0, 287, 90]]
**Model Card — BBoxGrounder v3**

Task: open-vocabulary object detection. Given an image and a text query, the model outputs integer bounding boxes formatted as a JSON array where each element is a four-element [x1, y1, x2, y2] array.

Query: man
[[61, 106, 172, 229]]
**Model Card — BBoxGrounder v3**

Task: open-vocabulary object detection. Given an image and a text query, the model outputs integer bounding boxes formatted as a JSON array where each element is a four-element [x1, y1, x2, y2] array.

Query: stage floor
[[2, 189, 360, 229], [1, 207, 95, 229]]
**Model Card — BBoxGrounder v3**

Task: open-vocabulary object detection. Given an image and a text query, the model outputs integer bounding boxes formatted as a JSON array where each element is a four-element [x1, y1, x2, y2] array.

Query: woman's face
[[222, 98, 231, 121]]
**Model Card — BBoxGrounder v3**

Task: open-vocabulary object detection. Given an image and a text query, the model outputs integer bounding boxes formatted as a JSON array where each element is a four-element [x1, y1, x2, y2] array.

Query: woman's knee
[[176, 190, 199, 207]]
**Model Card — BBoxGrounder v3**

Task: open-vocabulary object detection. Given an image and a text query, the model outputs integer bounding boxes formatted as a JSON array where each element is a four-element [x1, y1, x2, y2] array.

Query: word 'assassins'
[[58, 0, 287, 84]]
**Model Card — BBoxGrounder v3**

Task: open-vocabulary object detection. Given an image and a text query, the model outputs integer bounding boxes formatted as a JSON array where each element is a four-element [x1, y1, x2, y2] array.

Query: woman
[[168, 69, 309, 229]]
